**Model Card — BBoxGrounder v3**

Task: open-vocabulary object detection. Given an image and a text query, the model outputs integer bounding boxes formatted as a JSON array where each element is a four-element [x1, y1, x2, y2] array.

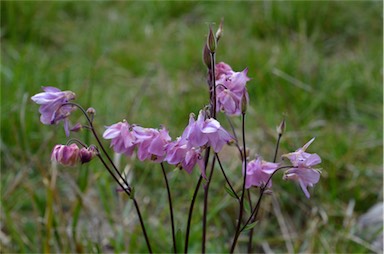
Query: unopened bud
[[202, 42, 211, 69], [70, 122, 82, 132], [51, 144, 80, 167], [86, 107, 96, 116], [215, 18, 224, 42], [79, 145, 98, 164], [241, 92, 248, 114], [276, 118, 286, 136], [207, 25, 216, 53]]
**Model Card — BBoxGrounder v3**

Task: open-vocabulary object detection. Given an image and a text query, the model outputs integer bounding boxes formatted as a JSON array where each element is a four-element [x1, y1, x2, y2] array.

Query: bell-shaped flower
[[183, 110, 232, 153], [135, 126, 171, 162], [282, 138, 322, 198], [31, 86, 76, 136], [103, 121, 137, 156], [215, 63, 250, 116], [51, 144, 80, 167], [244, 157, 280, 189], [165, 137, 206, 177]]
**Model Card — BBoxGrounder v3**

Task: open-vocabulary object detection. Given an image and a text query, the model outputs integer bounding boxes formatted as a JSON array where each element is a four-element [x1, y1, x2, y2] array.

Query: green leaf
[[224, 184, 238, 199], [243, 220, 258, 231]]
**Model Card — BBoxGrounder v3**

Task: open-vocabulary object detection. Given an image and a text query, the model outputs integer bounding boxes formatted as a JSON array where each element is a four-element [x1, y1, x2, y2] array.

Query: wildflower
[[183, 110, 232, 153], [103, 121, 137, 156], [165, 137, 206, 177], [51, 144, 97, 167], [31, 86, 76, 136], [244, 157, 280, 189], [135, 126, 171, 162], [282, 138, 322, 198], [215, 63, 250, 116]]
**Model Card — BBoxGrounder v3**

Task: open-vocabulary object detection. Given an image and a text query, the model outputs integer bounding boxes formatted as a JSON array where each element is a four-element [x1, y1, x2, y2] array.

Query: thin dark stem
[[247, 189, 254, 253], [230, 113, 247, 253], [216, 153, 239, 200], [64, 102, 152, 252], [160, 163, 177, 253], [202, 155, 216, 253], [273, 134, 282, 163], [210, 52, 217, 118], [184, 146, 211, 253], [132, 198, 153, 253], [240, 166, 295, 233], [247, 133, 283, 252], [184, 175, 202, 253]]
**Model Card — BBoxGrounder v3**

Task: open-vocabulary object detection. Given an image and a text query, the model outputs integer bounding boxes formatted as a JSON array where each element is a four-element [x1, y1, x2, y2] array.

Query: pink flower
[[135, 126, 171, 162], [103, 121, 137, 156], [215, 63, 250, 116], [165, 137, 206, 176], [31, 86, 76, 136], [282, 138, 322, 198], [183, 110, 232, 153], [51, 144, 96, 167], [244, 157, 280, 189]]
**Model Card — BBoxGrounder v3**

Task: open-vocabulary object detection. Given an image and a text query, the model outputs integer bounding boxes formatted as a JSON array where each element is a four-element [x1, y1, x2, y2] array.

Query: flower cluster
[[31, 86, 76, 136], [103, 110, 233, 177], [215, 62, 250, 116], [244, 138, 321, 198]]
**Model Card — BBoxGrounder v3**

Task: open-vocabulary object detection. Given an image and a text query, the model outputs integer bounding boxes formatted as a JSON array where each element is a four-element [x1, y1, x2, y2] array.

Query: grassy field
[[1, 1, 383, 253]]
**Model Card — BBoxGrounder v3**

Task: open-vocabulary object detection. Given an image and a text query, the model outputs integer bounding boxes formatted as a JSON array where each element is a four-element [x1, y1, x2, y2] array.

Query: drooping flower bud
[[70, 122, 83, 132], [51, 144, 80, 167], [79, 145, 98, 164], [86, 107, 96, 116]]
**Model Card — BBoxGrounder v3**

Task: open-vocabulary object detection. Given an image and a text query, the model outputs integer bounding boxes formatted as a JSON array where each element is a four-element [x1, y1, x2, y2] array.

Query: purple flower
[[183, 110, 232, 153], [215, 63, 250, 116], [135, 126, 171, 162], [31, 86, 76, 136], [103, 121, 137, 156], [244, 157, 280, 189], [165, 137, 206, 177], [51, 144, 80, 167], [282, 138, 322, 198]]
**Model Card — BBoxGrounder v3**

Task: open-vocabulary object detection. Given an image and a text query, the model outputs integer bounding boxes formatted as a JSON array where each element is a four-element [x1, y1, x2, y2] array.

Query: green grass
[[1, 1, 382, 253]]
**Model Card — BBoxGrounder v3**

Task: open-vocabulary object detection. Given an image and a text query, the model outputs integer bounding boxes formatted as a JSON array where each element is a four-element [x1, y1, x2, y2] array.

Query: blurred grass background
[[1, 1, 382, 253]]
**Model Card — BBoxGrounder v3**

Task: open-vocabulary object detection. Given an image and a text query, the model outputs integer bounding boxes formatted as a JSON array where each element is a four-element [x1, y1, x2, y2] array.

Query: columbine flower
[[165, 137, 206, 177], [103, 121, 137, 156], [282, 138, 322, 198], [135, 126, 171, 162], [31, 86, 76, 136], [215, 63, 250, 116], [183, 110, 232, 153], [244, 157, 280, 189]]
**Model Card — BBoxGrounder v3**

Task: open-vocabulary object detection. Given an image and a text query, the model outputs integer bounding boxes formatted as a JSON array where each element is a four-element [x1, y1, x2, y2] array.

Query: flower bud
[[276, 118, 286, 136], [207, 25, 216, 53], [87, 107, 96, 116], [241, 93, 248, 114], [202, 43, 211, 69], [79, 146, 98, 164], [215, 18, 224, 42], [51, 144, 80, 167], [70, 122, 82, 132]]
